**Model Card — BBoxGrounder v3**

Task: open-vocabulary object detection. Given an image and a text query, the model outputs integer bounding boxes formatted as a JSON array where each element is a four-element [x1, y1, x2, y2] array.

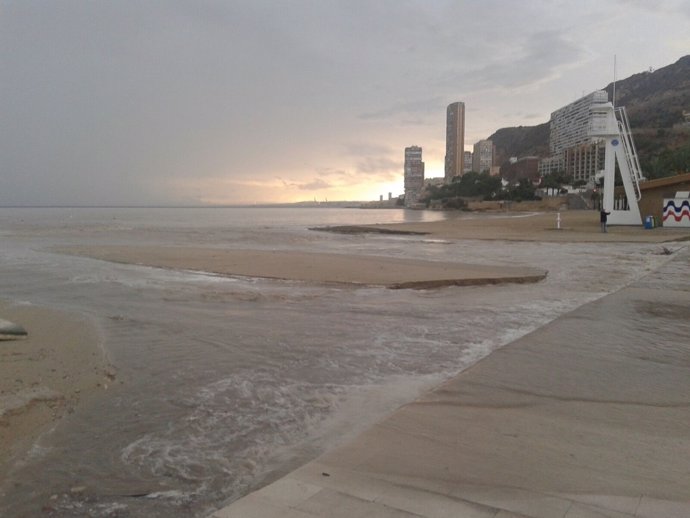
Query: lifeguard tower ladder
[[589, 102, 644, 225]]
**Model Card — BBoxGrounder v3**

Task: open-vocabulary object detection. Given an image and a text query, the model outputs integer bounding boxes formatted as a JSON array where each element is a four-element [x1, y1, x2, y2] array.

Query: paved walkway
[[213, 247, 690, 518]]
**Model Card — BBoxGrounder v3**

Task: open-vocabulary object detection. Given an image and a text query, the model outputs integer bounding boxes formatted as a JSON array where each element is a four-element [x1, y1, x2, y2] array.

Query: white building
[[540, 90, 609, 181], [549, 90, 608, 155]]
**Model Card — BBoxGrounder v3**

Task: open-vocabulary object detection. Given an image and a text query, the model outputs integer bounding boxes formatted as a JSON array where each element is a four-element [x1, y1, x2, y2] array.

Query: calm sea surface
[[0, 207, 675, 517]]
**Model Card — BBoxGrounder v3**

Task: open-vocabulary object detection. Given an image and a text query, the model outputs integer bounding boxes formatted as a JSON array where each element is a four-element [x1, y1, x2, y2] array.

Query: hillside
[[488, 123, 549, 165], [605, 55, 690, 129], [488, 55, 690, 174]]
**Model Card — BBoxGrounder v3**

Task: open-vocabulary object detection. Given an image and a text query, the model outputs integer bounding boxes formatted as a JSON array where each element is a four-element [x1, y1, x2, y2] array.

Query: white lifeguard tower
[[589, 102, 645, 225]]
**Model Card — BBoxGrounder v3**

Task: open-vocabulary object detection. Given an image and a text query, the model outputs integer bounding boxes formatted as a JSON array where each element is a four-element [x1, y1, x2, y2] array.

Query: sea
[[0, 207, 677, 517]]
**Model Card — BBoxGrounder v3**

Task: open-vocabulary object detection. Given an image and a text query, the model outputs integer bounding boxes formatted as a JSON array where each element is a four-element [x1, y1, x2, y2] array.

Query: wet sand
[[5, 209, 689, 516], [213, 248, 690, 518], [320, 210, 690, 243], [53, 211, 690, 290], [55, 247, 547, 289], [0, 302, 114, 479]]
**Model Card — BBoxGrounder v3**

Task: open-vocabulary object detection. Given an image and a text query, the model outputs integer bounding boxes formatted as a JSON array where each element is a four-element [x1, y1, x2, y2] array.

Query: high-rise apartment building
[[463, 151, 473, 174], [564, 142, 606, 183], [539, 90, 609, 181], [404, 146, 425, 207], [549, 90, 608, 155], [472, 139, 495, 174], [445, 102, 465, 183]]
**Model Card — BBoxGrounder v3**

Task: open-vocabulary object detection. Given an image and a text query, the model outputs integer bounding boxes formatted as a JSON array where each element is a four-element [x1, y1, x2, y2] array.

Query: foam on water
[[0, 207, 681, 517]]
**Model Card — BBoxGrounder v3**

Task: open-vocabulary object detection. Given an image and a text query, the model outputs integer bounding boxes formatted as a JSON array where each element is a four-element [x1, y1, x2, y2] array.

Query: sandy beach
[[0, 302, 114, 478], [321, 210, 690, 243], [3, 208, 690, 516]]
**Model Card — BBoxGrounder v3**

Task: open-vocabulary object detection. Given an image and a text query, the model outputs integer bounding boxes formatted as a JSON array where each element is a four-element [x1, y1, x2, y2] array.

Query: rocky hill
[[605, 55, 690, 129], [488, 55, 690, 174], [488, 123, 549, 164]]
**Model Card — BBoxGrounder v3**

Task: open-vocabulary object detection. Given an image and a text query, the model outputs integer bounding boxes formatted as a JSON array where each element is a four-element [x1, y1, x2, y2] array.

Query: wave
[[663, 199, 690, 211], [663, 208, 690, 222]]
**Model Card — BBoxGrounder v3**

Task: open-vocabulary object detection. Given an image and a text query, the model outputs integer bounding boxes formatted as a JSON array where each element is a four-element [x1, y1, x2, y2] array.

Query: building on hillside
[[538, 155, 565, 176], [539, 90, 609, 181], [550, 90, 608, 154], [472, 139, 495, 174], [404, 146, 425, 207], [463, 151, 473, 174], [564, 142, 606, 183], [500, 156, 540, 184], [445, 102, 465, 183]]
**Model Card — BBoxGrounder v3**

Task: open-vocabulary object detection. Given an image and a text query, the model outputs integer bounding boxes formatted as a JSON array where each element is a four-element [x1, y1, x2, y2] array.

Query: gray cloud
[[0, 1, 686, 205], [440, 30, 585, 93], [616, 0, 690, 16], [342, 143, 396, 157], [295, 178, 332, 191], [316, 168, 351, 178], [359, 97, 445, 121], [356, 157, 401, 174]]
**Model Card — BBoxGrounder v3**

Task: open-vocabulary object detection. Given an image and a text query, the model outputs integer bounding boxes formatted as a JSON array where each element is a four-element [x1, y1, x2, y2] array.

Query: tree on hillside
[[454, 171, 503, 198], [643, 143, 690, 179], [422, 172, 503, 206], [504, 178, 538, 201]]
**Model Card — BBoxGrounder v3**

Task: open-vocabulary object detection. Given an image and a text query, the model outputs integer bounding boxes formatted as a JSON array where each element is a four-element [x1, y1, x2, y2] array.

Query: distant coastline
[[0, 201, 370, 209]]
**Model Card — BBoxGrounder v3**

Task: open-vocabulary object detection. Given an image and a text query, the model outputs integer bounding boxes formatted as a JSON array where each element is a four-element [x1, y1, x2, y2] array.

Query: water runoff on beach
[[0, 207, 676, 517]]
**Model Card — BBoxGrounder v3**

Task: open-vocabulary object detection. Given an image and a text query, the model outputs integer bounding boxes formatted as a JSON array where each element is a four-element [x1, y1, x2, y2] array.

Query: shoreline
[[0, 302, 114, 480], [212, 247, 690, 518], [3, 208, 689, 516]]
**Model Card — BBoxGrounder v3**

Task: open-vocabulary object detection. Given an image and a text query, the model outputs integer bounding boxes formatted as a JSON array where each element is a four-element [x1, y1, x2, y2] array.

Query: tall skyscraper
[[404, 146, 425, 207], [445, 102, 465, 183]]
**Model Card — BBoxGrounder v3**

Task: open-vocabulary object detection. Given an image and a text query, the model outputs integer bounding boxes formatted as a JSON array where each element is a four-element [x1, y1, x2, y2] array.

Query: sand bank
[[213, 249, 690, 518], [0, 302, 114, 476], [53, 211, 690, 290], [322, 210, 690, 243], [55, 247, 547, 289]]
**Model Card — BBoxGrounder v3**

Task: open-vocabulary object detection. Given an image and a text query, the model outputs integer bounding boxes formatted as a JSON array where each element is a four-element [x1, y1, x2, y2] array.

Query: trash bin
[[644, 215, 654, 229]]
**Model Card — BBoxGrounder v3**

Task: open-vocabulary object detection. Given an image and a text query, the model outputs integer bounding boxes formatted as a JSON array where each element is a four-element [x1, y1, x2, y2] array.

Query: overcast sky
[[1, 1, 688, 206]]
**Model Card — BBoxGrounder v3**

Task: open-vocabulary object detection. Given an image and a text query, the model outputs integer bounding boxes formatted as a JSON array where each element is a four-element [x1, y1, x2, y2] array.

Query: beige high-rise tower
[[444, 102, 465, 183], [404, 146, 425, 207]]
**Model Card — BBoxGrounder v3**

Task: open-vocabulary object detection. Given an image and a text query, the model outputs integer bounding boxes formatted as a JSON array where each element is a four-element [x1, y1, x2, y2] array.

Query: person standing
[[600, 208, 611, 233]]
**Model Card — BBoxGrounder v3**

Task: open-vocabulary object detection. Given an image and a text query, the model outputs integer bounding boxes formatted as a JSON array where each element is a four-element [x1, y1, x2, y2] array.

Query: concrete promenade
[[213, 246, 690, 518]]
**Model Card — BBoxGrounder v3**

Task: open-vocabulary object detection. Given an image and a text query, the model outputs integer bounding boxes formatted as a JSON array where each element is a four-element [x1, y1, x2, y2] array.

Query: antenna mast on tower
[[613, 55, 617, 107]]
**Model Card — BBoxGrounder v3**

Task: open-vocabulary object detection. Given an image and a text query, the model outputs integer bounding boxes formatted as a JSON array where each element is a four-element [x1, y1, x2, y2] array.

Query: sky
[[1, 1, 689, 206]]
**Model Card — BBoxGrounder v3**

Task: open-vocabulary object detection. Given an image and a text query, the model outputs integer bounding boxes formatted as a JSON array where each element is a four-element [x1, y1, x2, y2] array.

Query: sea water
[[0, 207, 676, 517]]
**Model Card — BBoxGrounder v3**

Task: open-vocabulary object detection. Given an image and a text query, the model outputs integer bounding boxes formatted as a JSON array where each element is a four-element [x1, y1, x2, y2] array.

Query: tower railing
[[615, 106, 644, 201]]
